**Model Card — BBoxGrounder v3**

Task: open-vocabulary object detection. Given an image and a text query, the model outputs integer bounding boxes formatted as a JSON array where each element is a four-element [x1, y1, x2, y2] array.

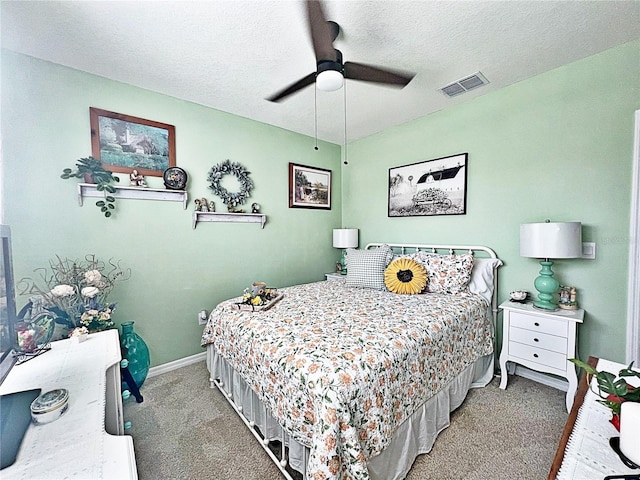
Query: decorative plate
[[163, 167, 188, 190]]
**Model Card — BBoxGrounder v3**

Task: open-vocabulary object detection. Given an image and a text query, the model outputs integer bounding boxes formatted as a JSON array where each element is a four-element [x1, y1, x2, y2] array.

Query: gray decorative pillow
[[345, 245, 393, 290]]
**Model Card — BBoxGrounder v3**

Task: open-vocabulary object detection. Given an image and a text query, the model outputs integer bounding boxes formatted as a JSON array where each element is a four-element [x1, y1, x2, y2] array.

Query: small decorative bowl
[[31, 388, 69, 425], [509, 290, 528, 302]]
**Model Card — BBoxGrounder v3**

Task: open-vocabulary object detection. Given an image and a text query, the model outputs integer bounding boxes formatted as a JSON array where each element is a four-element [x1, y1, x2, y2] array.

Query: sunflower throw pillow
[[384, 258, 427, 294]]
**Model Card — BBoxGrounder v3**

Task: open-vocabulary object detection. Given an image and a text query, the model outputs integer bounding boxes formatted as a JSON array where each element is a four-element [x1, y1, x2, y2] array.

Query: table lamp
[[520, 221, 582, 310], [619, 401, 640, 467], [333, 228, 358, 274]]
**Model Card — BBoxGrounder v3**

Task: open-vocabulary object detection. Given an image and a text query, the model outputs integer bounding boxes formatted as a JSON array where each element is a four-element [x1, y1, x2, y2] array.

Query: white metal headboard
[[364, 242, 500, 324]]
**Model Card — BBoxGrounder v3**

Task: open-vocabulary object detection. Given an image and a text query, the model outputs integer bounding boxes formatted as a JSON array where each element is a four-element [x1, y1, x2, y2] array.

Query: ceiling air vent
[[440, 72, 489, 98]]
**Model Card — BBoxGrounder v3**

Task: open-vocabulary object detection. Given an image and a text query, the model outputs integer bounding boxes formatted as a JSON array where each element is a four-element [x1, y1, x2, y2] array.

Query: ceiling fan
[[266, 0, 415, 102]]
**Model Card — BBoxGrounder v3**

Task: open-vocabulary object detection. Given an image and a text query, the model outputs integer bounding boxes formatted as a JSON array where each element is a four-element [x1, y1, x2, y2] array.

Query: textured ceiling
[[2, 0, 639, 145]]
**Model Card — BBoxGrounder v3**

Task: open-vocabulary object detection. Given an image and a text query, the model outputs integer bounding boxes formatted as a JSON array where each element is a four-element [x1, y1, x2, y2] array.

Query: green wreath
[[207, 160, 254, 207]]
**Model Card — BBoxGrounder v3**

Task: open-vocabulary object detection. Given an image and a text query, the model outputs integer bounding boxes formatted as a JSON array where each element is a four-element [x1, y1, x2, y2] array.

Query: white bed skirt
[[207, 346, 493, 480]]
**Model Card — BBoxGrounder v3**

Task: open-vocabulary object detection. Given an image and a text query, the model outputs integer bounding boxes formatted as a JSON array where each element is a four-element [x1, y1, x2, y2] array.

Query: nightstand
[[325, 272, 345, 281], [498, 300, 584, 412]]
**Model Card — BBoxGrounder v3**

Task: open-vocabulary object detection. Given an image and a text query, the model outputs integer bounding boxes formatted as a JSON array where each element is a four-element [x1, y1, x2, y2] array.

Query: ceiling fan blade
[[266, 72, 317, 102], [306, 0, 337, 62], [344, 62, 415, 87]]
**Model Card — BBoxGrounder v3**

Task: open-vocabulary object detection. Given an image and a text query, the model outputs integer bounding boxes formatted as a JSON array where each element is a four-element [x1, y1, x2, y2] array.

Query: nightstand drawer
[[508, 341, 568, 370], [510, 311, 568, 337], [325, 273, 345, 281], [509, 326, 568, 354]]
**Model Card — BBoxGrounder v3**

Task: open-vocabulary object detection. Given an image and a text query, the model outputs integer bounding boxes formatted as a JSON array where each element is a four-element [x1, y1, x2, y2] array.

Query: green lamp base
[[338, 249, 348, 275], [533, 260, 559, 310]]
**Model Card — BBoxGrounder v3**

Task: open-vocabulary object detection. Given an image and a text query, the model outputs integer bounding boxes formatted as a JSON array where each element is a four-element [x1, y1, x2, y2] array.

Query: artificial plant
[[61, 156, 120, 217]]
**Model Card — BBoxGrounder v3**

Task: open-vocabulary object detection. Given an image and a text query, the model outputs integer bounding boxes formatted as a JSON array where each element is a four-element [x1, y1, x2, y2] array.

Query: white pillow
[[468, 258, 503, 305], [345, 245, 393, 290], [418, 252, 475, 294]]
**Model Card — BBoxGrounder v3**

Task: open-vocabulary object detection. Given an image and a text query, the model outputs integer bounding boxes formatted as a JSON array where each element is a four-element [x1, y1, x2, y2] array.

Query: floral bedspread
[[201, 280, 492, 480]]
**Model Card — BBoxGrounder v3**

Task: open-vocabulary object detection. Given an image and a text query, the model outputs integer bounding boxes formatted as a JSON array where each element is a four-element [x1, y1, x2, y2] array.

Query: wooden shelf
[[77, 183, 188, 209], [192, 211, 267, 229]]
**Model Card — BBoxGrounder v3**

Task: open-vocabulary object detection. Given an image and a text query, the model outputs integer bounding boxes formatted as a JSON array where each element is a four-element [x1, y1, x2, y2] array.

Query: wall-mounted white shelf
[[77, 183, 188, 209], [192, 211, 267, 229]]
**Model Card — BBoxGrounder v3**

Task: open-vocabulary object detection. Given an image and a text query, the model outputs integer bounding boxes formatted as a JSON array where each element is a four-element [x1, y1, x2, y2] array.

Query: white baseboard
[[148, 351, 206, 378], [513, 364, 569, 392]]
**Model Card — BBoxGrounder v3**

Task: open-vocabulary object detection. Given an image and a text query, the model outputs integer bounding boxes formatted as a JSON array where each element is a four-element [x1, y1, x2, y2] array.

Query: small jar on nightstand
[[325, 272, 345, 281], [498, 300, 585, 412]]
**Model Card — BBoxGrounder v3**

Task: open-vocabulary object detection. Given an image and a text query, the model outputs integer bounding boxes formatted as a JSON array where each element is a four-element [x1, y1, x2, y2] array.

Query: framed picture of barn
[[288, 163, 332, 209], [90, 107, 176, 177], [388, 153, 468, 217]]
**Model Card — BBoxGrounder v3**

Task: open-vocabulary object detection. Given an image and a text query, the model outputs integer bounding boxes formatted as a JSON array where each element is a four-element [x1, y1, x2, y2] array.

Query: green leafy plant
[[61, 156, 120, 217], [570, 358, 640, 430]]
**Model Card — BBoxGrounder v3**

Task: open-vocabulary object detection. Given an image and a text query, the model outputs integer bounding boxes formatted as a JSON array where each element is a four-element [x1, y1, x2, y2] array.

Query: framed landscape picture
[[388, 153, 468, 217], [90, 107, 176, 177], [289, 163, 331, 209]]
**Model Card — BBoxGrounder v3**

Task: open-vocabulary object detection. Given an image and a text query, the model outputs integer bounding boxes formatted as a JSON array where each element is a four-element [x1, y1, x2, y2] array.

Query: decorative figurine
[[227, 203, 244, 213], [200, 198, 209, 212], [558, 285, 578, 310], [251, 202, 260, 214], [208, 201, 215, 212], [194, 199, 201, 211], [129, 169, 146, 187]]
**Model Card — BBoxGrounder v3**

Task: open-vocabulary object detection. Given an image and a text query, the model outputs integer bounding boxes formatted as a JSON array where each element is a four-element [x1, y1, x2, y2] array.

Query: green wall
[[1, 50, 342, 366], [342, 40, 640, 363], [2, 40, 638, 368]]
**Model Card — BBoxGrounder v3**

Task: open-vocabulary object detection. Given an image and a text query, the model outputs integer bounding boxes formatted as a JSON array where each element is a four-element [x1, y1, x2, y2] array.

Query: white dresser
[[0, 329, 138, 479], [499, 300, 584, 412]]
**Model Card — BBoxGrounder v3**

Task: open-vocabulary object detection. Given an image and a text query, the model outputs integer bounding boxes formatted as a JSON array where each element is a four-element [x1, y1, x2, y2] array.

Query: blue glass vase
[[120, 321, 150, 388]]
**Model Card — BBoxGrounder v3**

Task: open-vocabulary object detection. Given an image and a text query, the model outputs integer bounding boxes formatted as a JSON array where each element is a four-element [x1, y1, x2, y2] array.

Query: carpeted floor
[[125, 361, 567, 480]]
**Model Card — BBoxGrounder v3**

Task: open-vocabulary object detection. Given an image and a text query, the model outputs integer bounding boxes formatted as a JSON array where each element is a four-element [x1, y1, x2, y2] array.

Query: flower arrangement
[[240, 282, 278, 307], [18, 254, 130, 334], [570, 358, 640, 431]]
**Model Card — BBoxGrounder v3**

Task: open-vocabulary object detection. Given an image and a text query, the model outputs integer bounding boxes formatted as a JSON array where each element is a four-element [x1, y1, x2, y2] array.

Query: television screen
[[0, 225, 18, 385]]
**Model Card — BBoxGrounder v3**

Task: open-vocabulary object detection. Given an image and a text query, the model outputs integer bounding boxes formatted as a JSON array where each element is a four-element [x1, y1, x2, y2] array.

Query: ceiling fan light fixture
[[316, 61, 344, 91], [317, 70, 343, 91]]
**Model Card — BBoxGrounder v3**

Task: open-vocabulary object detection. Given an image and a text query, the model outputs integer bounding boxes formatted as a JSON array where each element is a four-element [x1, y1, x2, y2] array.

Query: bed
[[201, 243, 502, 480]]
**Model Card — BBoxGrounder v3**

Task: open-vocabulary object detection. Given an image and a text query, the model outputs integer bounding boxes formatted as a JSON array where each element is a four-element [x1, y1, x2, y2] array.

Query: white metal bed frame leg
[[210, 377, 297, 480]]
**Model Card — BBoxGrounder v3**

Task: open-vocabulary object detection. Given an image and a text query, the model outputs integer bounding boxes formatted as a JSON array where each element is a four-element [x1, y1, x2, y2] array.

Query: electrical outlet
[[582, 242, 596, 260], [198, 310, 208, 325]]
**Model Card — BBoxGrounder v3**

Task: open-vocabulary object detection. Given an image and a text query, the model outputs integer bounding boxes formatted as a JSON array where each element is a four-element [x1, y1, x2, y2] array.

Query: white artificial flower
[[84, 270, 102, 285], [71, 326, 88, 337], [50, 284, 75, 297], [81, 286, 100, 298]]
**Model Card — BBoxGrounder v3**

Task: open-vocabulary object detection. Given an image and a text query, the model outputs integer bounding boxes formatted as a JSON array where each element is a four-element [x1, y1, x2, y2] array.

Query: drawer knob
[[533, 353, 539, 358], [122, 390, 131, 400], [124, 421, 132, 430], [534, 338, 539, 342], [534, 322, 540, 327]]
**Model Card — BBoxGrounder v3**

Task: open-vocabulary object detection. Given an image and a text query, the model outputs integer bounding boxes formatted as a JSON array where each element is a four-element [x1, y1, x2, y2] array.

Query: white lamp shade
[[520, 222, 582, 259], [333, 228, 358, 249], [317, 70, 344, 92], [620, 401, 640, 465]]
